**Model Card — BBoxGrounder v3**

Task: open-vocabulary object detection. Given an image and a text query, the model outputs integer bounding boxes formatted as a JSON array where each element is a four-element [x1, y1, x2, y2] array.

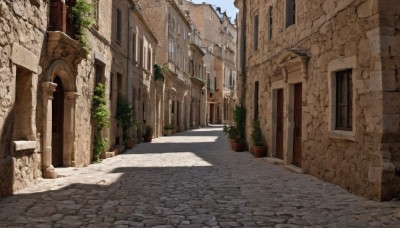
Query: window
[[253, 14, 259, 51], [254, 81, 259, 119], [117, 73, 122, 93], [109, 73, 113, 101], [94, 62, 104, 85], [168, 39, 174, 60], [147, 47, 152, 71], [139, 40, 144, 68], [268, 6, 273, 40], [336, 70, 353, 130], [93, 0, 99, 29], [285, 0, 296, 28], [14, 67, 35, 141], [132, 31, 137, 62], [116, 9, 122, 43]]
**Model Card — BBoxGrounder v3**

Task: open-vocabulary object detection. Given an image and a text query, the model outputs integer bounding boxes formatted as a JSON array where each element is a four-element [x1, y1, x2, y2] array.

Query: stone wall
[[237, 0, 400, 200], [0, 0, 47, 196]]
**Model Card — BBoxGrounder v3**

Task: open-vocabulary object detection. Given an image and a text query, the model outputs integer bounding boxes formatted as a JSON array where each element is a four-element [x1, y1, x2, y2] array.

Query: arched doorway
[[52, 76, 64, 167]]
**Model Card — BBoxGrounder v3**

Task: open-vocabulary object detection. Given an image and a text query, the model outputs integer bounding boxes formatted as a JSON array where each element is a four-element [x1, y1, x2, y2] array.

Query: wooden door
[[52, 77, 64, 167], [293, 83, 302, 167], [276, 89, 284, 159]]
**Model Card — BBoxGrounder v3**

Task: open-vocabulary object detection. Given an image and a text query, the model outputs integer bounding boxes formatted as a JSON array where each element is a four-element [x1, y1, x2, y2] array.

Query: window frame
[[335, 69, 353, 131], [328, 56, 357, 141]]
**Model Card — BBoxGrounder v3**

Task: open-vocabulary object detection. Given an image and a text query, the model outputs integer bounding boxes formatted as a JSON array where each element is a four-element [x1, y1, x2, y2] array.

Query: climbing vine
[[92, 83, 110, 162]]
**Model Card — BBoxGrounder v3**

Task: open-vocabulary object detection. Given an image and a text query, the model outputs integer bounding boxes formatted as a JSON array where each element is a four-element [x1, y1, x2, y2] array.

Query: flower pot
[[232, 142, 246, 152], [144, 135, 152, 142], [252, 145, 267, 158], [164, 129, 173, 136], [125, 139, 135, 149]]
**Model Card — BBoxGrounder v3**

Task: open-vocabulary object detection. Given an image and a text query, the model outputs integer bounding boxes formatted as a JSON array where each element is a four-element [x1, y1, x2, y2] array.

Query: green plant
[[251, 119, 264, 146], [144, 125, 153, 137], [233, 105, 246, 141], [116, 93, 136, 142], [223, 125, 238, 140], [72, 0, 95, 51], [164, 123, 175, 130], [154, 64, 165, 81], [92, 83, 110, 162]]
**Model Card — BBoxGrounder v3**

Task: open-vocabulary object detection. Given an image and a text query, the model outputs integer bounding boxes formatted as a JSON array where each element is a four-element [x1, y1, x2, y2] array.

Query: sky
[[190, 0, 239, 21]]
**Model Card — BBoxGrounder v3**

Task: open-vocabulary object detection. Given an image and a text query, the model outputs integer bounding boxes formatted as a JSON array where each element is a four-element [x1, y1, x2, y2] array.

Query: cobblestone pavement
[[1, 126, 400, 227]]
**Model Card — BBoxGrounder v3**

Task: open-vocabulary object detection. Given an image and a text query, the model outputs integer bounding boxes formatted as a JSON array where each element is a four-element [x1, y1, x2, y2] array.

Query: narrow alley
[[0, 126, 399, 227]]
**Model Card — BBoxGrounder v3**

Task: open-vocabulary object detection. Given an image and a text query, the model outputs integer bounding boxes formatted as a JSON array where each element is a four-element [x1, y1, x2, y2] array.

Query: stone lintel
[[11, 43, 39, 73]]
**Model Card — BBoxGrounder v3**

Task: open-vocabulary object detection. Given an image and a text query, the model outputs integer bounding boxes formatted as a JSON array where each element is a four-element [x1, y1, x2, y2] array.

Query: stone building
[[0, 0, 158, 197], [183, 1, 238, 125], [235, 0, 400, 200], [188, 28, 207, 128], [140, 0, 195, 133]]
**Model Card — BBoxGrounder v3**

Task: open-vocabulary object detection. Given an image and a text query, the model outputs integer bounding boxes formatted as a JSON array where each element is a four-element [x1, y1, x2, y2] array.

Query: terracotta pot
[[252, 146, 267, 158], [230, 139, 237, 149], [144, 135, 152, 142], [232, 142, 246, 152], [125, 139, 135, 149]]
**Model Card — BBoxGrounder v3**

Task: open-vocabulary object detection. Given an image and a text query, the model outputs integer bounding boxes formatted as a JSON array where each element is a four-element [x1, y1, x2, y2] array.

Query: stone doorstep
[[284, 165, 304, 174], [263, 157, 284, 165]]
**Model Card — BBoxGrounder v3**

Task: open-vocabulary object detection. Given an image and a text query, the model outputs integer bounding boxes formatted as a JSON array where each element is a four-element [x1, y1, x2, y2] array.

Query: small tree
[[251, 119, 264, 146], [92, 83, 110, 162], [116, 93, 135, 142]]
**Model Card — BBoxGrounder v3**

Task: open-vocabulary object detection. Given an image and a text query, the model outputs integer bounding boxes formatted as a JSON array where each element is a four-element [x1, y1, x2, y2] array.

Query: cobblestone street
[[0, 126, 400, 227]]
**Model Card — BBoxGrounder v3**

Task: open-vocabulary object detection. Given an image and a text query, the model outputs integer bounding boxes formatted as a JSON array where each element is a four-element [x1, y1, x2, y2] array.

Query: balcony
[[48, 0, 77, 39], [47, 0, 87, 63]]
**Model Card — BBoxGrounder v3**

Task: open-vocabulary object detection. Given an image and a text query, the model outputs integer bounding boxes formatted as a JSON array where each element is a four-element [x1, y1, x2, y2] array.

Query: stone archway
[[42, 60, 79, 178]]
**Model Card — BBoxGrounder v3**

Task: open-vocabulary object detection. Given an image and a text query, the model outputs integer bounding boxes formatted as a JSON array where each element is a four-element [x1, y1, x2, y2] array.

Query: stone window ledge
[[13, 141, 36, 151], [330, 130, 355, 141]]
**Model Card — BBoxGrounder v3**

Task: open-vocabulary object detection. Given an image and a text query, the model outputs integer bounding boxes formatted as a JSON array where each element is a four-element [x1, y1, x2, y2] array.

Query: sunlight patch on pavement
[[156, 136, 219, 143], [122, 152, 213, 167]]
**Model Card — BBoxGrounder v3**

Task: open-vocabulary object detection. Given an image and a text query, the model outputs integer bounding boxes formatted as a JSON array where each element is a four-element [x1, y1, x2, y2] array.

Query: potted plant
[[143, 125, 153, 142], [223, 125, 238, 148], [232, 105, 246, 152], [116, 93, 136, 149], [164, 123, 175, 136], [251, 119, 267, 157]]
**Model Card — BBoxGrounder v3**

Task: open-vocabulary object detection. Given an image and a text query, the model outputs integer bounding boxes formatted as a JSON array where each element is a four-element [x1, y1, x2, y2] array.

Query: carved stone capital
[[65, 92, 80, 100], [41, 82, 57, 99]]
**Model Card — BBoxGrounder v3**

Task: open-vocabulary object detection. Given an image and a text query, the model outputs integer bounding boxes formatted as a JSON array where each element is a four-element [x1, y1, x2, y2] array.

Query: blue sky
[[190, 0, 238, 20]]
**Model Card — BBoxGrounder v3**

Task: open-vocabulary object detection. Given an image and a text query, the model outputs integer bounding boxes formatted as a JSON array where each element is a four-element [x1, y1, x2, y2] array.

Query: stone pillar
[[41, 82, 58, 179], [64, 92, 79, 167]]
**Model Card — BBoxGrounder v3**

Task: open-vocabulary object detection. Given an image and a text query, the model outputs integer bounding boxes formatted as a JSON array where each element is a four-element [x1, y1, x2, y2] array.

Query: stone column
[[64, 92, 79, 167], [41, 82, 58, 179]]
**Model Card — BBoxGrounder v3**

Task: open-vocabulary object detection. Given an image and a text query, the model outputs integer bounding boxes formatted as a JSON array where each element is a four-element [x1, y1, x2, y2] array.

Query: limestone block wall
[[238, 0, 399, 200], [377, 0, 400, 199], [0, 0, 47, 196]]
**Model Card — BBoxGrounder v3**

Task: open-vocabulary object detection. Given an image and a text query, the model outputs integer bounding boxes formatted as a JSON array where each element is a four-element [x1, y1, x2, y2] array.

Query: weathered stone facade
[[235, 0, 400, 200], [183, 2, 238, 125], [0, 0, 160, 197], [140, 0, 208, 134]]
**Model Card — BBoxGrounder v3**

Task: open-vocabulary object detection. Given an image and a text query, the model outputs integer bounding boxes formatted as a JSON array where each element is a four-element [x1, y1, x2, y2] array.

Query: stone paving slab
[[0, 126, 400, 227]]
